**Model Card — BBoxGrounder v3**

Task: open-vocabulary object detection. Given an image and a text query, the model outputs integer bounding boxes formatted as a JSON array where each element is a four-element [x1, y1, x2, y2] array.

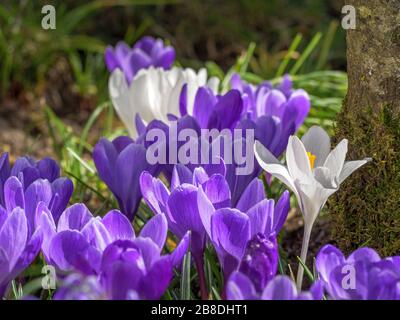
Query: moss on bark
[[329, 0, 400, 255]]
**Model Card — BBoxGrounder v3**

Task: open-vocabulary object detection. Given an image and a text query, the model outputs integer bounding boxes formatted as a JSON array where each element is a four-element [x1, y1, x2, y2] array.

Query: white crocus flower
[[254, 126, 371, 290], [109, 66, 220, 137]]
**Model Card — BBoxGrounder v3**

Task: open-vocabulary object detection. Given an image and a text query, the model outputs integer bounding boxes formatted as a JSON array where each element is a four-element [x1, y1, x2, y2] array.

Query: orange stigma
[[307, 151, 316, 169]]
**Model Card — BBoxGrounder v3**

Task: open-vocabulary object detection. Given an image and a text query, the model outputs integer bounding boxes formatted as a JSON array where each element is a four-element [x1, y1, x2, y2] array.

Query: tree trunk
[[329, 0, 400, 255]]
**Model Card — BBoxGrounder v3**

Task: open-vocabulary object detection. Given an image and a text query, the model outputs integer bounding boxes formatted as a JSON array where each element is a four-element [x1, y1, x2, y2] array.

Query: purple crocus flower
[[227, 274, 323, 300], [140, 162, 228, 299], [0, 153, 73, 223], [198, 177, 290, 281], [105, 36, 175, 84], [232, 73, 310, 157], [93, 136, 159, 220], [0, 176, 44, 297], [238, 233, 279, 292], [179, 86, 243, 130], [38, 203, 134, 274], [39, 203, 189, 277], [316, 244, 400, 300], [53, 217, 190, 300]]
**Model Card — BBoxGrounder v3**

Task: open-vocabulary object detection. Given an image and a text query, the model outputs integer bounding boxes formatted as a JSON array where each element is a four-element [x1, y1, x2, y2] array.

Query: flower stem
[[296, 224, 312, 291], [195, 257, 208, 300]]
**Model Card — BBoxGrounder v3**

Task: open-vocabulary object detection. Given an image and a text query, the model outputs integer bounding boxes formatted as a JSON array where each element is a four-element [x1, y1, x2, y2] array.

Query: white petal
[[207, 77, 220, 93], [294, 179, 337, 227], [323, 139, 348, 179], [339, 158, 371, 184], [254, 141, 298, 196], [313, 167, 337, 189], [286, 136, 312, 181], [197, 68, 208, 85], [109, 70, 137, 137], [301, 126, 331, 167]]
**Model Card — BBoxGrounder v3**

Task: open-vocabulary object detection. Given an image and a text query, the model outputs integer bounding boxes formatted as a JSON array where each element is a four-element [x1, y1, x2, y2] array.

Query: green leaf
[[276, 33, 302, 77], [290, 32, 322, 75], [296, 256, 315, 282], [180, 250, 192, 300]]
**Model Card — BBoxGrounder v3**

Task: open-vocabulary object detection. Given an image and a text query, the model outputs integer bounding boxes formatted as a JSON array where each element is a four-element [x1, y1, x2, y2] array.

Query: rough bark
[[329, 0, 400, 255]]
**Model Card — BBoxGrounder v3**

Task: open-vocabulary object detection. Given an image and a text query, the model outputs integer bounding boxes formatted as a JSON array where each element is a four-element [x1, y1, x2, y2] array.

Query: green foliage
[[0, 0, 176, 95]]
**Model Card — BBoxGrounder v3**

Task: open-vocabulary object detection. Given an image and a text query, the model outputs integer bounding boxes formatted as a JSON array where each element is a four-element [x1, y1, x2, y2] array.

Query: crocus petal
[[258, 89, 286, 117], [294, 180, 336, 226], [105, 46, 119, 71], [227, 271, 257, 300], [193, 87, 218, 128], [286, 135, 312, 181], [115, 143, 150, 220], [323, 139, 348, 179], [168, 231, 190, 268], [102, 210, 135, 242], [155, 46, 175, 69], [57, 203, 93, 232], [36, 203, 56, 262], [24, 179, 52, 231], [255, 116, 281, 154], [316, 244, 346, 283], [93, 138, 118, 193], [0, 207, 27, 270], [81, 218, 113, 251], [197, 186, 215, 239], [207, 90, 243, 130], [171, 164, 193, 191], [139, 257, 173, 300], [301, 126, 331, 167], [247, 199, 273, 236], [202, 174, 231, 209], [236, 178, 265, 213], [261, 275, 297, 300], [139, 214, 168, 251], [167, 185, 205, 256], [254, 141, 298, 196], [285, 89, 311, 130], [108, 69, 138, 137], [101, 259, 142, 300], [0, 153, 10, 207], [313, 167, 337, 189], [339, 159, 371, 184], [129, 49, 152, 78], [50, 178, 74, 223], [4, 176, 25, 214], [140, 171, 169, 215], [347, 247, 381, 265], [131, 237, 161, 270], [179, 84, 188, 116], [9, 227, 43, 283], [272, 190, 290, 233], [211, 208, 250, 261], [49, 230, 91, 271], [37, 158, 60, 182]]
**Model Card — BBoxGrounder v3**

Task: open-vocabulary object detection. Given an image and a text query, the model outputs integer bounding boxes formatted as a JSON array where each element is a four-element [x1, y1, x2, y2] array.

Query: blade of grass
[[290, 32, 322, 75], [78, 101, 109, 155], [296, 256, 315, 282], [180, 250, 192, 300], [276, 33, 302, 77]]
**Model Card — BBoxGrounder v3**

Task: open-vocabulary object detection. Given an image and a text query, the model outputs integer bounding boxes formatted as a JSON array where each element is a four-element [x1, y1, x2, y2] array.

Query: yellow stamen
[[307, 151, 316, 170]]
